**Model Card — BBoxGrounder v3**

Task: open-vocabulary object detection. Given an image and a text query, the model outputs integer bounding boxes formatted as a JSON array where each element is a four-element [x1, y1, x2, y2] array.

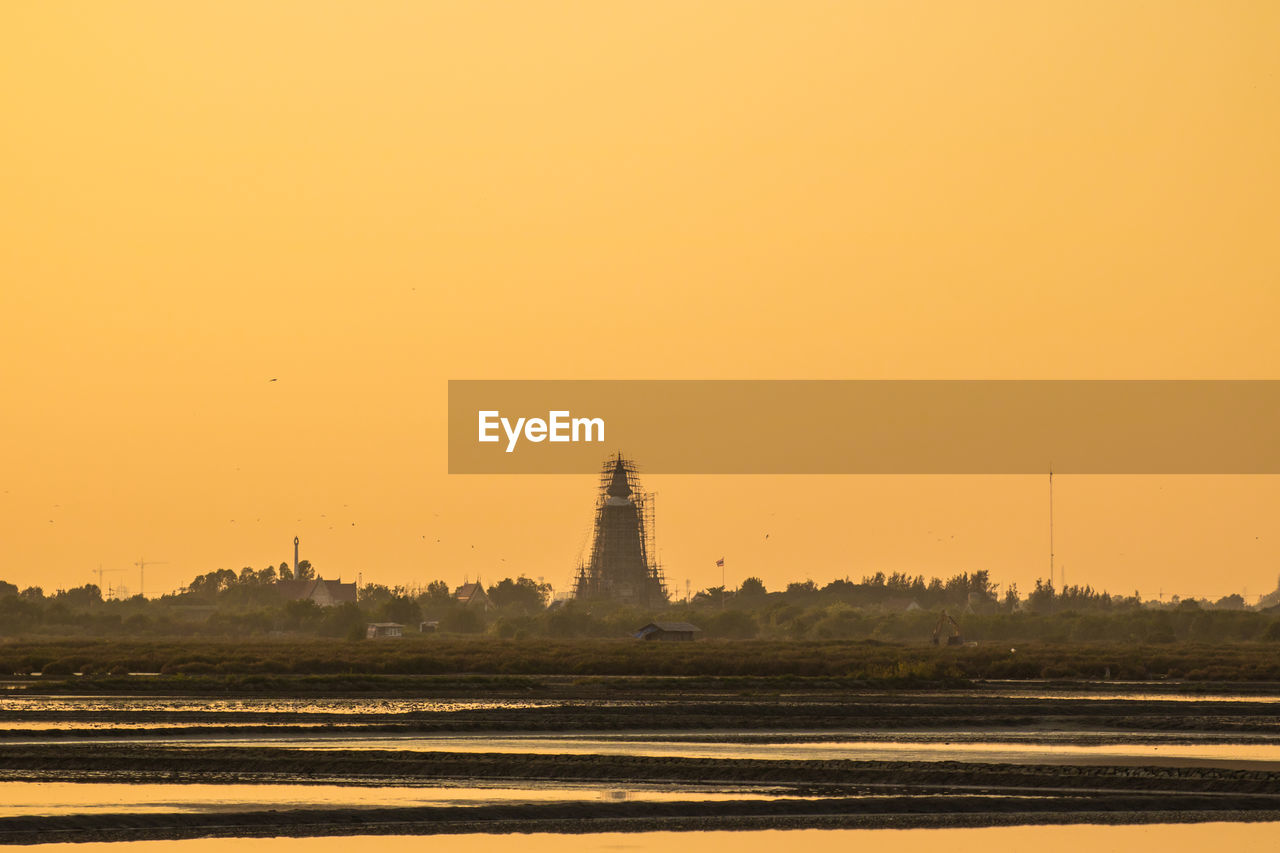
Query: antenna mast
[[1049, 467, 1055, 588]]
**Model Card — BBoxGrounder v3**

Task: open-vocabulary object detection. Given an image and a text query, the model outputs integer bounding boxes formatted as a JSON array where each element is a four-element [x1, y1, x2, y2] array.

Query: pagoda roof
[[607, 458, 632, 498]]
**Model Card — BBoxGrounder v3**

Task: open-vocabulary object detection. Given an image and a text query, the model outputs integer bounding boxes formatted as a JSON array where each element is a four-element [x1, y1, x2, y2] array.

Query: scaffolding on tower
[[572, 454, 668, 608]]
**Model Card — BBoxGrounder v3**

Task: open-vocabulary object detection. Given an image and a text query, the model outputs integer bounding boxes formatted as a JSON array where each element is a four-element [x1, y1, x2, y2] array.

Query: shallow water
[[0, 697, 569, 714], [3, 689, 1278, 717], [8, 729, 1277, 767], [0, 721, 383, 731], [0, 780, 801, 817], [30, 823, 1280, 853], [113, 732, 1280, 767], [975, 690, 1280, 704]]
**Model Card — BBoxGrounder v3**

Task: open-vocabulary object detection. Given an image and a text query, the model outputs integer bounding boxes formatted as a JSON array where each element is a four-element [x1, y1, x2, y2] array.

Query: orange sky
[[2, 2, 1278, 601]]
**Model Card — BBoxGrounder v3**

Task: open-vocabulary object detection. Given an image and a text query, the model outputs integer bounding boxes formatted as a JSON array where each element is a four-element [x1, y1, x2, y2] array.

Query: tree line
[[0, 568, 1275, 643]]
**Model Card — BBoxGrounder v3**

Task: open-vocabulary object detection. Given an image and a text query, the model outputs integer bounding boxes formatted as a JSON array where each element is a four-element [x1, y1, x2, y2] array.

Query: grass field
[[5, 637, 1280, 688]]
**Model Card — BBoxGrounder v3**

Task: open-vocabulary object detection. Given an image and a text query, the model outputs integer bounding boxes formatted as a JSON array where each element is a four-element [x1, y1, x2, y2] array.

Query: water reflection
[[48, 732, 1274, 768], [29, 823, 1280, 853], [0, 698, 570, 714], [0, 781, 793, 817]]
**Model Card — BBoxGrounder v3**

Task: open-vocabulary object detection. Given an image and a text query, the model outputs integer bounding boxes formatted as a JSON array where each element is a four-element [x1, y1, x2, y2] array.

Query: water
[[4, 689, 1276, 716], [0, 781, 800, 817], [0, 697, 570, 714], [17, 731, 1269, 768], [4, 689, 1277, 845], [974, 688, 1280, 704], [0, 721, 384, 731], [29, 824, 1280, 853]]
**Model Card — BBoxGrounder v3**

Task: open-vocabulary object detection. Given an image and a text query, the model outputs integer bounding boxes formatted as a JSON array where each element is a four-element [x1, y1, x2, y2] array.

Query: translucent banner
[[447, 380, 1280, 474]]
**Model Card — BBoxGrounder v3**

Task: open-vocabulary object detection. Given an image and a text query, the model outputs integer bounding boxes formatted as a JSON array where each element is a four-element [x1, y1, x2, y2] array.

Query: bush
[[442, 608, 485, 634], [39, 658, 77, 676], [704, 609, 760, 639]]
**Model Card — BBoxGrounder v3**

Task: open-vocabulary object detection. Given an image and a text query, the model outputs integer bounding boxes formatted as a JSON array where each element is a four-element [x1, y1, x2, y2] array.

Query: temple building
[[572, 455, 668, 608]]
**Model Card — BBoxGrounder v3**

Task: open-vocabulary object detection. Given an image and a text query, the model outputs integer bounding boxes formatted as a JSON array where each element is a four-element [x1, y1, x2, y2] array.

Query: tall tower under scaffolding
[[572, 454, 668, 608]]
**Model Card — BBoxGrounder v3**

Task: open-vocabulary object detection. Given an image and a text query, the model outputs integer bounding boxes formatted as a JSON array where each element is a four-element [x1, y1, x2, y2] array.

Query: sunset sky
[[2, 2, 1278, 601]]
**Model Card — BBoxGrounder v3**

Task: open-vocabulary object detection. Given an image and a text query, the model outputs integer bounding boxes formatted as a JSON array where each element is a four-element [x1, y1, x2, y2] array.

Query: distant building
[[419, 620, 440, 633], [277, 578, 357, 607], [633, 621, 701, 642], [454, 582, 491, 610], [366, 622, 404, 639]]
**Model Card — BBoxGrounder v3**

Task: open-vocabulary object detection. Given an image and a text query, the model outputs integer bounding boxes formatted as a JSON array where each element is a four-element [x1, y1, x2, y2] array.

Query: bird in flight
[[269, 378, 277, 382]]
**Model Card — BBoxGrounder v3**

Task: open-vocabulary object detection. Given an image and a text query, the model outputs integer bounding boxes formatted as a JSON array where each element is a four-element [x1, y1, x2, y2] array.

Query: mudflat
[[0, 679, 1277, 842]]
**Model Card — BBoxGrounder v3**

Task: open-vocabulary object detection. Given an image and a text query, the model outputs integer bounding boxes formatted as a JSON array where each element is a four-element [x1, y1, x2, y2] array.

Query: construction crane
[[93, 564, 124, 598], [134, 558, 168, 598], [931, 610, 963, 646]]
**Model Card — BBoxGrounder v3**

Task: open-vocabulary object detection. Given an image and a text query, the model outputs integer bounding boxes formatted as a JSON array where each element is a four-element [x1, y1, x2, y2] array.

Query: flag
[[715, 558, 724, 567]]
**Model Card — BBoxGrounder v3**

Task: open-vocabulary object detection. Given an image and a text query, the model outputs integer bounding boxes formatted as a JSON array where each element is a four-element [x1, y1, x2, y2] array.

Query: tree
[[424, 580, 452, 605], [1002, 583, 1020, 612], [704, 609, 759, 638], [786, 580, 818, 596], [970, 569, 997, 600], [186, 569, 236, 600], [295, 560, 315, 582], [487, 577, 551, 611], [379, 595, 422, 625], [442, 607, 484, 633], [1028, 578, 1056, 614], [280, 599, 322, 631], [359, 583, 392, 606], [54, 585, 102, 607], [738, 577, 767, 599], [693, 586, 728, 606]]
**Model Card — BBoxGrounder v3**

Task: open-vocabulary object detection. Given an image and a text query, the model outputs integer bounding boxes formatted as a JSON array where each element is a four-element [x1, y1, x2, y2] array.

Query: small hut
[[633, 621, 701, 642]]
